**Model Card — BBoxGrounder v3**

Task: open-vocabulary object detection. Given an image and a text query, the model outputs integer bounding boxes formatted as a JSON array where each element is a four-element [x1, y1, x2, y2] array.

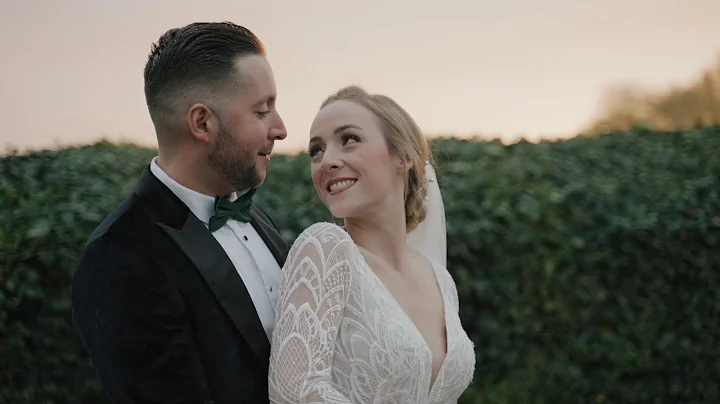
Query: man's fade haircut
[[143, 22, 266, 140]]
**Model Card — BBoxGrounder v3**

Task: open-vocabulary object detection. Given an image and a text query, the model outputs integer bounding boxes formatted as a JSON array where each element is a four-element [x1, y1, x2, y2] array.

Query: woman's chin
[[328, 210, 348, 221], [326, 205, 353, 222], [323, 197, 367, 223]]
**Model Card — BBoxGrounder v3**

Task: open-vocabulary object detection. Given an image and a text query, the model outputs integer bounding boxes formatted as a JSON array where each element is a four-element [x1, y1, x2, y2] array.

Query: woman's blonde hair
[[319, 85, 432, 232]]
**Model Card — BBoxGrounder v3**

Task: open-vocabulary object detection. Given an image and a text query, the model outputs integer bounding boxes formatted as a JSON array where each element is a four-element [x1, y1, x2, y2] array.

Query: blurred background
[[1, 1, 719, 403], [2, 0, 719, 151]]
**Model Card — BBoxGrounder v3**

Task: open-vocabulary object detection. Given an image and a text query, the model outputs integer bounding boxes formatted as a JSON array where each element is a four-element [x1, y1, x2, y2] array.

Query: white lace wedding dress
[[268, 222, 476, 403]]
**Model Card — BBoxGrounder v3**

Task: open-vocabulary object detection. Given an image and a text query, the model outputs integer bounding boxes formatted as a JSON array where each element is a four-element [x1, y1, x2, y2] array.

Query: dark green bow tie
[[208, 187, 256, 232]]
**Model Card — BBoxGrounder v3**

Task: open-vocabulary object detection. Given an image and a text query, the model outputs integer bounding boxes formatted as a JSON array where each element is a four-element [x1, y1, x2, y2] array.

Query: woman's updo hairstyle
[[319, 85, 432, 232]]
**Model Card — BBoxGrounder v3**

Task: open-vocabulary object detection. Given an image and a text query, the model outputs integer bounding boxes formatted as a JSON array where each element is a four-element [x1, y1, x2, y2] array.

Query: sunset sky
[[1, 0, 719, 154]]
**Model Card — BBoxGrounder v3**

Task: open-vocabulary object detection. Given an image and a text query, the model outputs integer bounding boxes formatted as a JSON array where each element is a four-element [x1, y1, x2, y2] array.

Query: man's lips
[[258, 148, 273, 161]]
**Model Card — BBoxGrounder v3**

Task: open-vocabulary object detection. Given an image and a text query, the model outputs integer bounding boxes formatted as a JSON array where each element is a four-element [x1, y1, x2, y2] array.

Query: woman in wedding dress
[[268, 85, 476, 403]]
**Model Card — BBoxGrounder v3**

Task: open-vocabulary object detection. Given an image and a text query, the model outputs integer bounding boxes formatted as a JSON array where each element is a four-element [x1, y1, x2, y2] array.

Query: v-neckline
[[354, 245, 450, 397]]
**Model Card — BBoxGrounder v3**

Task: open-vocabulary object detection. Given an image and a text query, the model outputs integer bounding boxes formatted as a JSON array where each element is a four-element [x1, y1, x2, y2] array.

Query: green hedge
[[1, 126, 719, 403]]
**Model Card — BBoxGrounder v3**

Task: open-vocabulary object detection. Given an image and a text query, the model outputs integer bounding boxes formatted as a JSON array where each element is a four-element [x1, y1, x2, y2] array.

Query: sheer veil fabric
[[407, 161, 447, 267]]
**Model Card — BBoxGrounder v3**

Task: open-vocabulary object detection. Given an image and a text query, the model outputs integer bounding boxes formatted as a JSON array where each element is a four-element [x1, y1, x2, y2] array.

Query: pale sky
[[1, 0, 719, 154]]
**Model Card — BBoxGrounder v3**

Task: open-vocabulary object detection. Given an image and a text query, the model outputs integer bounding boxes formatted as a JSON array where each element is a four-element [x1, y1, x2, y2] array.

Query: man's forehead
[[233, 54, 272, 83], [251, 93, 276, 107], [229, 56, 276, 104], [224, 89, 275, 110]]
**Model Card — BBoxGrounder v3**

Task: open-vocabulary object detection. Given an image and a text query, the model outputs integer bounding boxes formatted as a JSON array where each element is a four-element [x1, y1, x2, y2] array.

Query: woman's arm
[[268, 223, 354, 403]]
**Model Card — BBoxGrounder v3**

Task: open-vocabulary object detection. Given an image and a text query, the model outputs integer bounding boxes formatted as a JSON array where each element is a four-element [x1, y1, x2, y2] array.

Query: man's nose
[[269, 112, 287, 141]]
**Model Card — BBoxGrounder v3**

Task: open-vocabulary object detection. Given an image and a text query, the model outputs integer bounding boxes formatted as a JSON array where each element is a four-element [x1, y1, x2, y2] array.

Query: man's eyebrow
[[252, 95, 275, 107]]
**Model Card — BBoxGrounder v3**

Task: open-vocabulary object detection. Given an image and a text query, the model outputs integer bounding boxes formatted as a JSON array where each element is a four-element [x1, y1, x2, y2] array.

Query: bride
[[268, 85, 476, 403]]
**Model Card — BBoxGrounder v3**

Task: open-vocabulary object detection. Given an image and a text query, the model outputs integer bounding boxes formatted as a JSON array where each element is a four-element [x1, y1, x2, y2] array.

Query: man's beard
[[207, 125, 261, 192]]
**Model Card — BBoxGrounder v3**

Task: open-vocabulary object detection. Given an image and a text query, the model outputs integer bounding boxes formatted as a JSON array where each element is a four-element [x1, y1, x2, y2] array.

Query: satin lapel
[[250, 209, 289, 268], [158, 212, 271, 364]]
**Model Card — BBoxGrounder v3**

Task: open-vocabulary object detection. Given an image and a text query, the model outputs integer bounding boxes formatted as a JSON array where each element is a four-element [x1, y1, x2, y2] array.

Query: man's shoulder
[[79, 191, 164, 268], [86, 193, 148, 244], [72, 196, 167, 303]]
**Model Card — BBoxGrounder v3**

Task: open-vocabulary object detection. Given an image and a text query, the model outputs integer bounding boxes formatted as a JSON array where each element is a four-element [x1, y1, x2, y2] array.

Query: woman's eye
[[307, 145, 323, 157], [341, 133, 360, 144]]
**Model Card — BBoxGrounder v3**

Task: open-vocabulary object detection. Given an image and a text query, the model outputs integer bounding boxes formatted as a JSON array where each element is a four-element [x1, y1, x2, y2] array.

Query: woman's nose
[[320, 149, 343, 172]]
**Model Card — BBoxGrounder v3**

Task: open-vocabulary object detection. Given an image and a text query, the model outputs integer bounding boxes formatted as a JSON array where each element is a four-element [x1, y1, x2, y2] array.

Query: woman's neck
[[344, 204, 409, 273]]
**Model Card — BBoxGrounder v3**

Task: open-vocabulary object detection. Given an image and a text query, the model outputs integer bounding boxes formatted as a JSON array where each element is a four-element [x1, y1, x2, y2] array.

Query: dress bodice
[[268, 222, 476, 403]]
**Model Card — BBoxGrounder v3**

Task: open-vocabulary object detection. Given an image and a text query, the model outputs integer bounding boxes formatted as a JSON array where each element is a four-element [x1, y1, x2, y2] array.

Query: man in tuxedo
[[71, 22, 289, 403]]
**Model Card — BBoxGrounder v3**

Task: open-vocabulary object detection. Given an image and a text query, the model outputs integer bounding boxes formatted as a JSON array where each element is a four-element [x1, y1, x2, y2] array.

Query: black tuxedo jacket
[[71, 166, 289, 404]]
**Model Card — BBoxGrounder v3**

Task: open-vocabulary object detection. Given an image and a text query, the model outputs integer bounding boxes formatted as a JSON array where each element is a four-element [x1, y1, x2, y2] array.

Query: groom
[[71, 22, 289, 403]]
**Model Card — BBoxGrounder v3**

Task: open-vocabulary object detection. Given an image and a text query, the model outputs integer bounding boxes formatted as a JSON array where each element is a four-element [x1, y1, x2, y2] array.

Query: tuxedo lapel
[[134, 166, 271, 363], [158, 217, 271, 363], [250, 206, 288, 268]]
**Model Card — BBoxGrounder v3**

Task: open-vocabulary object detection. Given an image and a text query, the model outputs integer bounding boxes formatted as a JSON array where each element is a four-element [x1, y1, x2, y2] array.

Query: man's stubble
[[207, 123, 262, 193]]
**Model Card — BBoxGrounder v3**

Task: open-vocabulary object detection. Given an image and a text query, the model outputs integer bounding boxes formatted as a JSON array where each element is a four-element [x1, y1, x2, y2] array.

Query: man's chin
[[228, 169, 263, 191], [253, 163, 266, 183], [255, 171, 266, 186]]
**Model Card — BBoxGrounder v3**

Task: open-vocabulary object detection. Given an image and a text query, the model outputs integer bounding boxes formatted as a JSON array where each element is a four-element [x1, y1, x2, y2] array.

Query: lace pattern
[[268, 222, 475, 403]]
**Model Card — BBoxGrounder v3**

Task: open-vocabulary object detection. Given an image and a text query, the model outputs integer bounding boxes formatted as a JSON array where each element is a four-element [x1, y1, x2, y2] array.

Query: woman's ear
[[396, 155, 414, 174]]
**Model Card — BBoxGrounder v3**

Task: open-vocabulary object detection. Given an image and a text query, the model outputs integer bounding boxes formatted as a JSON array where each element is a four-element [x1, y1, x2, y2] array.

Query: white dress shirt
[[150, 157, 282, 341]]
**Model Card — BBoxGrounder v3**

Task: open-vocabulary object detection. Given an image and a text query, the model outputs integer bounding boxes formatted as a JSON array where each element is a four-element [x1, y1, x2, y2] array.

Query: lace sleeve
[[268, 222, 355, 404]]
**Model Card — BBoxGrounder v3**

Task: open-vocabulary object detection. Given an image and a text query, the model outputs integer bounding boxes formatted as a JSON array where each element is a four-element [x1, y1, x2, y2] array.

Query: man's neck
[[155, 155, 229, 197]]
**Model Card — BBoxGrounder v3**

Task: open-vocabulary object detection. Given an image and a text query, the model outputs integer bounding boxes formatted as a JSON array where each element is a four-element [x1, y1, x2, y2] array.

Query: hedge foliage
[[1, 126, 719, 403]]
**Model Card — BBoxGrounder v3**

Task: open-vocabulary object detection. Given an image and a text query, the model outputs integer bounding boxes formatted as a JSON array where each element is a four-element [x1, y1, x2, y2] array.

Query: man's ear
[[187, 103, 217, 144]]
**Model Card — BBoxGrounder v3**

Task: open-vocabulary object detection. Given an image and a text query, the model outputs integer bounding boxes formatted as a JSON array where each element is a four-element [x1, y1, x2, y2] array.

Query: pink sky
[[1, 0, 719, 154]]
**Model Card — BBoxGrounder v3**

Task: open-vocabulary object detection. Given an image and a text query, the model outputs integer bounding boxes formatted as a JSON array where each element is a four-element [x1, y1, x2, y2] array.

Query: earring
[[424, 161, 432, 200]]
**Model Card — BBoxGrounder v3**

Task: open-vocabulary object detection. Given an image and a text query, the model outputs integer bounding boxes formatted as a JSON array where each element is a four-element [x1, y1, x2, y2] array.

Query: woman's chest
[[333, 272, 446, 377]]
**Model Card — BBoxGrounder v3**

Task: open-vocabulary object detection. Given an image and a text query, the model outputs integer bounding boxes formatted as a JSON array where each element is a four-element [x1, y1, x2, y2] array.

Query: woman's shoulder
[[288, 221, 356, 259], [284, 222, 359, 282], [296, 221, 352, 242], [416, 251, 462, 306]]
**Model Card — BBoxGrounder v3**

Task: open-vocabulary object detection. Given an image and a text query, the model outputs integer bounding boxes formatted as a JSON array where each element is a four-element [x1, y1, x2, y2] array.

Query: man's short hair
[[143, 22, 266, 135]]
